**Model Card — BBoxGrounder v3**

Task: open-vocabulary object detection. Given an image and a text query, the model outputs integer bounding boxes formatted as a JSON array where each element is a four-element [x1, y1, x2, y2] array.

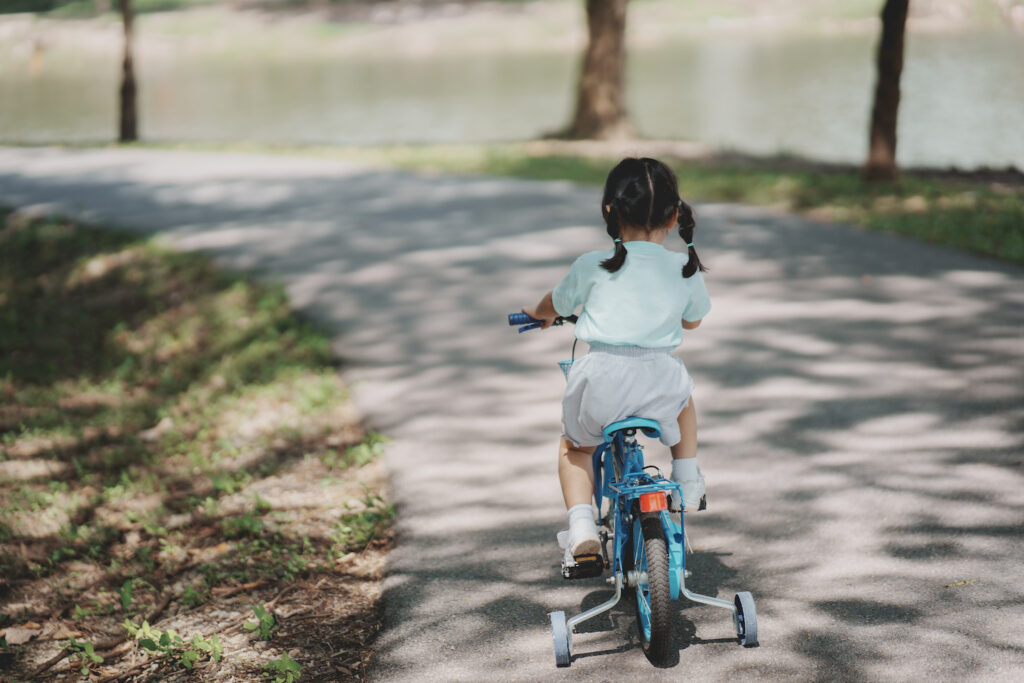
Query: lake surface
[[2, 28, 1022, 169]]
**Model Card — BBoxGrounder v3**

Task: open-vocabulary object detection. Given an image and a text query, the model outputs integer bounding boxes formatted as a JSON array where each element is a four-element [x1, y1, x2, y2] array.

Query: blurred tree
[[560, 0, 632, 139], [118, 0, 138, 142], [864, 0, 909, 181]]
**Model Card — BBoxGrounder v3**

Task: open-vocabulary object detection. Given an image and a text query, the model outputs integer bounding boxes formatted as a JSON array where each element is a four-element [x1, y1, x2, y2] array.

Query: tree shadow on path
[[2, 148, 1023, 680]]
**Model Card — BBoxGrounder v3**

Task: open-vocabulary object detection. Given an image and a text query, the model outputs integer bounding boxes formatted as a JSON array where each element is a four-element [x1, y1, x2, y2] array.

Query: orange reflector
[[639, 491, 667, 513]]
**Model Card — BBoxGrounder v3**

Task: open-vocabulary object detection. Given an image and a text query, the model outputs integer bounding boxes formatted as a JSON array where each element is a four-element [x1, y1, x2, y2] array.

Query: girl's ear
[[668, 206, 679, 229]]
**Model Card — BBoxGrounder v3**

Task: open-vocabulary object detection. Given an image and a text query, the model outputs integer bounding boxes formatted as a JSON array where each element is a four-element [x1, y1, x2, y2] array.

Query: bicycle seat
[[602, 417, 662, 441]]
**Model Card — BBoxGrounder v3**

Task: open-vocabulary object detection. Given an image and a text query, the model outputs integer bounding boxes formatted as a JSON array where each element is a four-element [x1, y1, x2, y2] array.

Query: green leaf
[[209, 633, 223, 661], [139, 638, 159, 651], [159, 632, 170, 647], [119, 579, 134, 611], [180, 649, 199, 670]]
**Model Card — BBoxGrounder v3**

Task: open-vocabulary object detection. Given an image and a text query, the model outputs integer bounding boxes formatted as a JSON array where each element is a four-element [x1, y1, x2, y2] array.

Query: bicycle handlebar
[[507, 312, 578, 333], [508, 312, 537, 326]]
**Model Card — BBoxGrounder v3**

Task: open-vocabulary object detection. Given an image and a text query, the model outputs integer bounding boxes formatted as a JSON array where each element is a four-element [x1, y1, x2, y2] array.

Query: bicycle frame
[[565, 425, 738, 637], [598, 429, 685, 596]]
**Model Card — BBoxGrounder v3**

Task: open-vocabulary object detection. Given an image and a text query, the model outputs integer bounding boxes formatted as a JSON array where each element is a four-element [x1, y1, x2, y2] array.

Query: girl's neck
[[620, 226, 670, 245]]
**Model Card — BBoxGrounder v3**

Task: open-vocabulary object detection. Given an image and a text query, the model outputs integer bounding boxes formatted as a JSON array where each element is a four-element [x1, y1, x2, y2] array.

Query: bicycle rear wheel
[[633, 514, 673, 664]]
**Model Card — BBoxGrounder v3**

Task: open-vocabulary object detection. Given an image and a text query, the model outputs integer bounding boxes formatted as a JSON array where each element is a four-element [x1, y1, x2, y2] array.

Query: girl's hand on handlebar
[[521, 306, 555, 329]]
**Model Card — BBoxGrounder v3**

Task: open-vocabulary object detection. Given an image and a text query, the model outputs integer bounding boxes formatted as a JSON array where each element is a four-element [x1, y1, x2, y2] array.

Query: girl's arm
[[522, 291, 559, 329], [682, 318, 702, 330]]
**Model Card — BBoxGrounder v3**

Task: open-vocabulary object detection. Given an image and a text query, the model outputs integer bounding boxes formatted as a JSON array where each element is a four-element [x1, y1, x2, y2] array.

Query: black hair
[[599, 157, 706, 278]]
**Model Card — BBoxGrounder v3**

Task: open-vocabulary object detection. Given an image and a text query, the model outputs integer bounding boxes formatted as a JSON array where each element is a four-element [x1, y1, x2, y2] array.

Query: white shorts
[[561, 343, 695, 448]]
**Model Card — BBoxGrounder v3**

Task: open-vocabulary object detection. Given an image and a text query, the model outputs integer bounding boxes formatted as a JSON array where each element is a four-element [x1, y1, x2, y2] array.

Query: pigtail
[[677, 199, 707, 278], [600, 201, 628, 273], [601, 241, 628, 273]]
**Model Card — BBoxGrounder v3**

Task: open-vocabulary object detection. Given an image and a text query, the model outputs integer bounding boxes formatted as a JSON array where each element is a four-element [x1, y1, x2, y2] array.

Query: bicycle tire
[[549, 611, 571, 667], [633, 515, 674, 665]]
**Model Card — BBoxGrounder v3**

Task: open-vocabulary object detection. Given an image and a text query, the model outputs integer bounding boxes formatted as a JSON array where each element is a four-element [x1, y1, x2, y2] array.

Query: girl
[[521, 157, 710, 559]]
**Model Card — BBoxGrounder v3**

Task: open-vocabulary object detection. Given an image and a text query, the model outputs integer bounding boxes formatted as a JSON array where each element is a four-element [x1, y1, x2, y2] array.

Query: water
[[2, 28, 1022, 169]]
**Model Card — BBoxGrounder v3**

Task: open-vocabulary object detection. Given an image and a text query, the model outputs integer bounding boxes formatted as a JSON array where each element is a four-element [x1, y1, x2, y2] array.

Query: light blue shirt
[[552, 241, 711, 348]]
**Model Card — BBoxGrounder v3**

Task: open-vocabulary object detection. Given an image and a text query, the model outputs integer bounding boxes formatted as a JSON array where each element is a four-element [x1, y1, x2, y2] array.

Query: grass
[[0, 208, 392, 679], [354, 144, 1024, 265], [404, 146, 1024, 265], [145, 140, 1024, 266]]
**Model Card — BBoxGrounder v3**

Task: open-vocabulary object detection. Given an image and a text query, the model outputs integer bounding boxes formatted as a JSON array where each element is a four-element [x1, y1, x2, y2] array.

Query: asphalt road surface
[[2, 147, 1023, 682]]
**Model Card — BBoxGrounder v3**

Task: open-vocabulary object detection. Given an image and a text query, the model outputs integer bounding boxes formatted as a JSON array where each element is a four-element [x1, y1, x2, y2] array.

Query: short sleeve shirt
[[552, 241, 711, 348]]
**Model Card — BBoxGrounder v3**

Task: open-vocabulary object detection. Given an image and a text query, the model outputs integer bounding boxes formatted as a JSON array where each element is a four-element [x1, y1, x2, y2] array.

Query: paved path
[[2, 147, 1023, 681]]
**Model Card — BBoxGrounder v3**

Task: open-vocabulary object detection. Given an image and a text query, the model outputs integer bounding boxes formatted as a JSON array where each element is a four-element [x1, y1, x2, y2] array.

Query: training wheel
[[549, 611, 571, 667], [734, 591, 758, 647]]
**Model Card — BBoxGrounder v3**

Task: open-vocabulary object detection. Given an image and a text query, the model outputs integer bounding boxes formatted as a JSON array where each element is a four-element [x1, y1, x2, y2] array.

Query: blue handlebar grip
[[508, 312, 539, 326]]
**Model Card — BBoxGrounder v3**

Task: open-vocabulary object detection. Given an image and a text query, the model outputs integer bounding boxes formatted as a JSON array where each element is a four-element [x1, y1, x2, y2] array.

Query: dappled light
[[0, 204, 388, 679], [2, 0, 1022, 677], [1, 147, 1020, 678]]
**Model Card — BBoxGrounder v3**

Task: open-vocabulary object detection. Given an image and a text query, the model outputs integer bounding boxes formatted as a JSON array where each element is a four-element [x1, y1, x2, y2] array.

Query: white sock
[[567, 503, 596, 536], [671, 458, 700, 482]]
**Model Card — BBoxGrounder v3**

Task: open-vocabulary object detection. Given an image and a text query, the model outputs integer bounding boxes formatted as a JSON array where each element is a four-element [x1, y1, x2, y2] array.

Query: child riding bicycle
[[520, 157, 711, 562]]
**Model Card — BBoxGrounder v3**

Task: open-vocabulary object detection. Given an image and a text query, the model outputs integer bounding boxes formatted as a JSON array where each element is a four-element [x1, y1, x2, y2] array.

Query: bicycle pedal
[[561, 554, 605, 580]]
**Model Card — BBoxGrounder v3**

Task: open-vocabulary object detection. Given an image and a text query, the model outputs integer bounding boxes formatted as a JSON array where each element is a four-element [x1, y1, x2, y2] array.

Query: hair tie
[[614, 238, 622, 243], [686, 242, 694, 248]]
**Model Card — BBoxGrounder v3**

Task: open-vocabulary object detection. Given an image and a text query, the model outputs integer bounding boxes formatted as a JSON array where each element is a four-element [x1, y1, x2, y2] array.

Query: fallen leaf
[[47, 623, 83, 640], [945, 578, 980, 588], [1, 626, 40, 645], [139, 416, 174, 442]]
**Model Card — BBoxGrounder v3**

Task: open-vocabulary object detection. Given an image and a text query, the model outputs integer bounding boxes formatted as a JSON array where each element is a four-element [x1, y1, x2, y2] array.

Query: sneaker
[[673, 467, 707, 512], [559, 525, 600, 557]]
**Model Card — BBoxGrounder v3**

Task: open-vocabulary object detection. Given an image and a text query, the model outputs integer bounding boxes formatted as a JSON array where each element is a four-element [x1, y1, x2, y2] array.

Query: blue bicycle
[[508, 312, 758, 667]]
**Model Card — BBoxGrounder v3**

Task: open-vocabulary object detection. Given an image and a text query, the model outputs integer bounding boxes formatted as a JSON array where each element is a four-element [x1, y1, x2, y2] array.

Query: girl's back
[[554, 242, 710, 349]]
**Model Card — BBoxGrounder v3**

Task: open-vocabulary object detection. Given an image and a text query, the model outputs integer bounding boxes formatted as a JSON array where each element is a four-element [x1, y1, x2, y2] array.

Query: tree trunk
[[118, 0, 138, 143], [562, 0, 631, 140], [864, 0, 909, 181]]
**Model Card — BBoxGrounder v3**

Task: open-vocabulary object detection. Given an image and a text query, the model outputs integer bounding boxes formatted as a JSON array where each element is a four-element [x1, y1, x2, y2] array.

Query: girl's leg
[[558, 437, 596, 509], [669, 397, 706, 510], [669, 396, 698, 461], [558, 438, 601, 555]]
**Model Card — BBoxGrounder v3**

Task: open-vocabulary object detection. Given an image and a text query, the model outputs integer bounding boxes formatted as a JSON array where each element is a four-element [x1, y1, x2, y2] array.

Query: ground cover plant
[[326, 143, 1024, 267], [0, 208, 391, 680]]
